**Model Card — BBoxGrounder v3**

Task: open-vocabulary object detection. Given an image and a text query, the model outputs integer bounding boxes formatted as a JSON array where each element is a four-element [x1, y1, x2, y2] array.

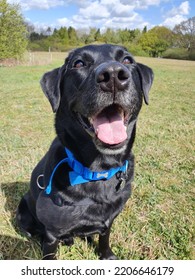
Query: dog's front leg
[[99, 225, 118, 260], [42, 231, 59, 260]]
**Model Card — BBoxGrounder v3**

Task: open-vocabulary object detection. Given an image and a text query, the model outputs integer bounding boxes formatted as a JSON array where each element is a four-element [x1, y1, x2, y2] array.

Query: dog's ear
[[137, 63, 154, 105], [40, 66, 64, 112]]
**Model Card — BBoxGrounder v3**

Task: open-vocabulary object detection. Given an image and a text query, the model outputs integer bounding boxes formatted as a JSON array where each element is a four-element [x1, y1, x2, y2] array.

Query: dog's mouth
[[76, 104, 129, 146]]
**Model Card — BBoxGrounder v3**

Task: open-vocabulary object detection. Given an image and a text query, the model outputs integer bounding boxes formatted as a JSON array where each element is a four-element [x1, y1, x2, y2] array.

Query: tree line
[[27, 21, 195, 60], [1, 0, 195, 61]]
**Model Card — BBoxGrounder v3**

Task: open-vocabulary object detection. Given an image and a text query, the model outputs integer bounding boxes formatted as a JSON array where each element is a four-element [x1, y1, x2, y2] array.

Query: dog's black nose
[[95, 62, 130, 92]]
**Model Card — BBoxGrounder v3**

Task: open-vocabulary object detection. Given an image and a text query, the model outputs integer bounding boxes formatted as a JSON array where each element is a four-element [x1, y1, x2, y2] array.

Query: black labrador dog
[[16, 44, 153, 260]]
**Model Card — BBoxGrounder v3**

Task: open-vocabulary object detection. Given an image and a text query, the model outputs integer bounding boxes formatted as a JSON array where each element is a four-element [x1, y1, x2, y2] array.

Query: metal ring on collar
[[36, 174, 45, 190]]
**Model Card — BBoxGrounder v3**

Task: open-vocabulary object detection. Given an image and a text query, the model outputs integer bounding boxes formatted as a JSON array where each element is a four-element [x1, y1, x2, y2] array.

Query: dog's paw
[[100, 254, 118, 260], [99, 249, 118, 260], [19, 227, 32, 238], [42, 253, 57, 260], [62, 237, 74, 246]]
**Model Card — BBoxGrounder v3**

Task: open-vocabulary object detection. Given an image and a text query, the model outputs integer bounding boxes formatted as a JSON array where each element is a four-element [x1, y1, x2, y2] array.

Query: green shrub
[[125, 43, 149, 57], [0, 0, 28, 60], [162, 48, 189, 60], [189, 50, 195, 61]]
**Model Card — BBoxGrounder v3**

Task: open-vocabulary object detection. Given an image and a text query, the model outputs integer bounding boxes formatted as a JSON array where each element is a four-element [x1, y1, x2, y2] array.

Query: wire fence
[[0, 51, 68, 67]]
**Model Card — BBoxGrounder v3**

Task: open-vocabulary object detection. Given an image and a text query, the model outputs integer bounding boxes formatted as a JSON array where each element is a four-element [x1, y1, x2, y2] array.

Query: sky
[[7, 0, 195, 32]]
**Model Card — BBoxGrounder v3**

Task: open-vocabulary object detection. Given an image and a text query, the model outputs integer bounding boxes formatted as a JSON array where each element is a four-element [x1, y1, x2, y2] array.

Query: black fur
[[16, 44, 153, 259]]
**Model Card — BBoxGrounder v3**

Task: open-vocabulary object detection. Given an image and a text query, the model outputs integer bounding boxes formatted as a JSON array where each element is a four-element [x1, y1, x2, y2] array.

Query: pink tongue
[[93, 111, 127, 145]]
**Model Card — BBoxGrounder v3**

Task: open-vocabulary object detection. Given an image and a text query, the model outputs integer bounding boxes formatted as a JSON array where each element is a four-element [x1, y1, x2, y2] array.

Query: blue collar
[[45, 147, 128, 195]]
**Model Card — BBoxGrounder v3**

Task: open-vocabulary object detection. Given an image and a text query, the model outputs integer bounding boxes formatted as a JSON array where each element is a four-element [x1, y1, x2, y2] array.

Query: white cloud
[[79, 1, 110, 19], [56, 0, 149, 31], [7, 0, 169, 12], [8, 0, 191, 31], [179, 1, 190, 14], [161, 1, 190, 28], [57, 17, 70, 26], [7, 0, 96, 11], [102, 15, 149, 31], [166, 1, 190, 17], [32, 21, 55, 32], [121, 0, 168, 9], [7, 0, 64, 11], [162, 14, 188, 27], [110, 3, 135, 17]]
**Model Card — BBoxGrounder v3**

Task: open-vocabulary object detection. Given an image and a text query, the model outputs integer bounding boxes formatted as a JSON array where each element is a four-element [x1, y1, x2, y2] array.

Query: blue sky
[[8, 0, 195, 32]]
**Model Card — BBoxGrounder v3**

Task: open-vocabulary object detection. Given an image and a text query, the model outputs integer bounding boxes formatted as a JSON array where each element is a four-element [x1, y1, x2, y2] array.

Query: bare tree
[[173, 17, 195, 51]]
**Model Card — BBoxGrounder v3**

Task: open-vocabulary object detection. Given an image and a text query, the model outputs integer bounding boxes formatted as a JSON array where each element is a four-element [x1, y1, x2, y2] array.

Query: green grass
[[0, 54, 194, 260]]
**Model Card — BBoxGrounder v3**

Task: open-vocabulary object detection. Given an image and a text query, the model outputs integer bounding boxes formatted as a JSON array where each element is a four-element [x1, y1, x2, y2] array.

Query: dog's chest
[[36, 182, 130, 238]]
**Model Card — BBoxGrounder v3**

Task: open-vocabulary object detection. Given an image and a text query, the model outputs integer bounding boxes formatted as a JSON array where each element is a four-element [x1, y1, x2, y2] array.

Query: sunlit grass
[[0, 53, 194, 259]]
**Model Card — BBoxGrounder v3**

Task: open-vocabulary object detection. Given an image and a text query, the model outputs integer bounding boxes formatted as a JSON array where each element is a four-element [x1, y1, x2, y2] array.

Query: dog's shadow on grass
[[1, 182, 97, 260], [0, 181, 42, 259]]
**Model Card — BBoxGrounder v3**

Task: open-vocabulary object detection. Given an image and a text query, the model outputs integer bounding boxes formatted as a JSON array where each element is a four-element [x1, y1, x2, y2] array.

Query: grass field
[[0, 52, 194, 260]]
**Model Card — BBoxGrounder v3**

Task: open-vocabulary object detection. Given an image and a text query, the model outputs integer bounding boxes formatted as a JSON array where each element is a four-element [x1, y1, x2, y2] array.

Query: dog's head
[[41, 44, 153, 154]]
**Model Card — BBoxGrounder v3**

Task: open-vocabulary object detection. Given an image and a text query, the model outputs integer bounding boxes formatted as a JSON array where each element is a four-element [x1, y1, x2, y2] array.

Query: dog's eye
[[73, 60, 85, 69], [122, 57, 132, 65]]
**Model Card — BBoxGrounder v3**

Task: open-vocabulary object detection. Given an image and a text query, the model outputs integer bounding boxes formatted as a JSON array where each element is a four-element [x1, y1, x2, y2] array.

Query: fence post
[[49, 47, 52, 63], [29, 52, 32, 65]]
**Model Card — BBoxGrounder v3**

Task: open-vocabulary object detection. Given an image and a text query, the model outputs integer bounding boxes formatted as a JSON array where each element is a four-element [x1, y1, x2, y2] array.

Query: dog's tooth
[[88, 117, 93, 125]]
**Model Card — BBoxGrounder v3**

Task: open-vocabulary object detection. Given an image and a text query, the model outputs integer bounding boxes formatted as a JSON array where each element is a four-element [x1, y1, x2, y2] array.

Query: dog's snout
[[95, 62, 130, 92]]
